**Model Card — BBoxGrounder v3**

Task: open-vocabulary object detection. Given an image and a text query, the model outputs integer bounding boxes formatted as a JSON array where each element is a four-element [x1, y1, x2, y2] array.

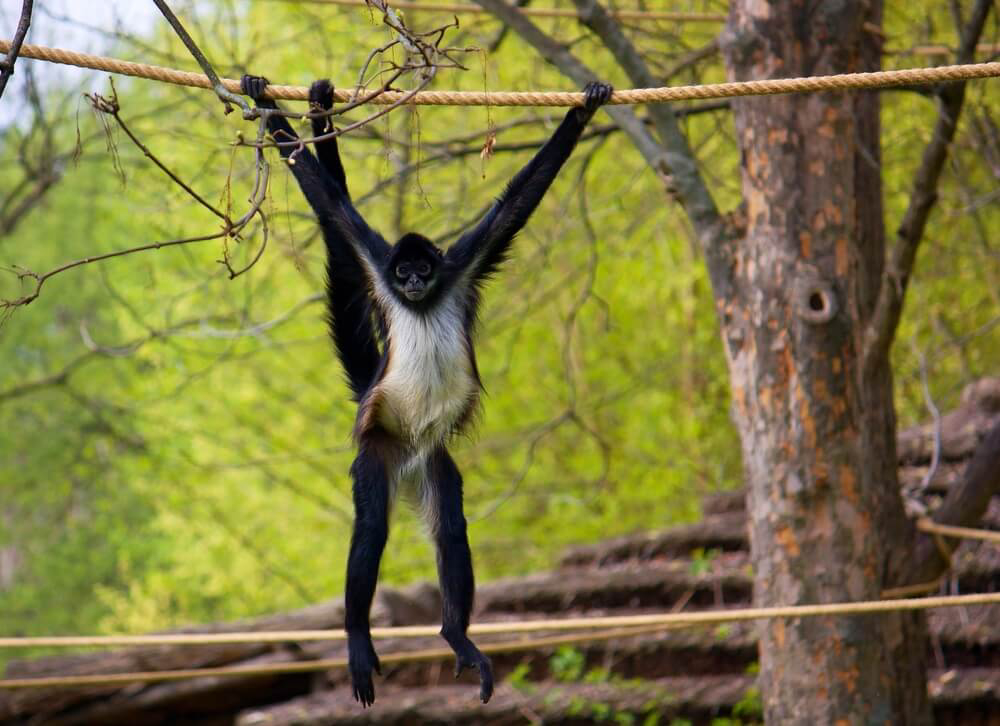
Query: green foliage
[[563, 691, 636, 724], [506, 662, 534, 692], [584, 666, 614, 683], [688, 547, 720, 576], [550, 646, 587, 682], [732, 686, 763, 719]]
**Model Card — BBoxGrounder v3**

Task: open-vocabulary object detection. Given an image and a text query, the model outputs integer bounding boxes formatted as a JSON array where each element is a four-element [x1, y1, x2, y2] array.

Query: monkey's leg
[[345, 447, 390, 707], [428, 448, 494, 704]]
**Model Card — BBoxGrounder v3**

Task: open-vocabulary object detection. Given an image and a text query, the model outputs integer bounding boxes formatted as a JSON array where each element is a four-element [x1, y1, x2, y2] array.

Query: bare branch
[[910, 418, 1000, 584], [151, 0, 251, 116], [1, 232, 224, 313], [471, 0, 665, 169], [86, 84, 227, 222], [863, 0, 994, 371], [571, 0, 725, 259], [0, 0, 33, 101], [472, 0, 737, 307]]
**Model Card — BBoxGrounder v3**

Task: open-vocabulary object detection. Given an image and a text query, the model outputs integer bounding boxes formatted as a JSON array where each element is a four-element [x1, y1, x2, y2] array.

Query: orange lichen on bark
[[812, 377, 830, 404], [836, 235, 849, 276], [799, 230, 813, 257], [775, 525, 801, 556], [839, 463, 859, 506], [794, 379, 818, 451], [812, 208, 828, 232], [824, 199, 844, 225], [771, 619, 786, 648], [731, 384, 749, 420], [768, 127, 789, 145], [835, 664, 861, 694]]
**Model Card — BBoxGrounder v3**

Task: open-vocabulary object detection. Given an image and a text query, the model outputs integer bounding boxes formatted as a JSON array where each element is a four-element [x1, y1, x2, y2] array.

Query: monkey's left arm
[[446, 82, 613, 283]]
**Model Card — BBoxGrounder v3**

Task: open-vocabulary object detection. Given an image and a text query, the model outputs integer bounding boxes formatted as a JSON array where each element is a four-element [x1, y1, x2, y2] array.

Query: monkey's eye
[[395, 264, 410, 278], [416, 261, 431, 276]]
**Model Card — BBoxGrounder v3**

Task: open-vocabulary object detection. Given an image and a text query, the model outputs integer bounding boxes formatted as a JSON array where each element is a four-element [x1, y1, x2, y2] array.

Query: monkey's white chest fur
[[376, 295, 478, 451]]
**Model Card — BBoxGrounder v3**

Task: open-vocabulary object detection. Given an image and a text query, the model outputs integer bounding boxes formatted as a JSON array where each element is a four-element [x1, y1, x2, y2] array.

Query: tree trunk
[[720, 1, 931, 722]]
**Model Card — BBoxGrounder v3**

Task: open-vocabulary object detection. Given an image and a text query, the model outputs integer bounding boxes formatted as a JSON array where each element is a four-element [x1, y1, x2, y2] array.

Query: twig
[[915, 347, 942, 490], [1, 232, 224, 310], [87, 82, 226, 221], [0, 0, 33, 100]]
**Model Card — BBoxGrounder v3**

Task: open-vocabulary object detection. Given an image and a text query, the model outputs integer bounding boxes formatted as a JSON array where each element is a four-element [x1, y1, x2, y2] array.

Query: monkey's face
[[389, 233, 443, 305], [392, 255, 437, 302]]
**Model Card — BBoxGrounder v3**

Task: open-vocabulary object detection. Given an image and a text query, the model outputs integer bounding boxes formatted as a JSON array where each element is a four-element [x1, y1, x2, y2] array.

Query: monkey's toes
[[454, 652, 493, 703], [351, 678, 376, 708], [479, 659, 495, 703], [348, 636, 381, 708]]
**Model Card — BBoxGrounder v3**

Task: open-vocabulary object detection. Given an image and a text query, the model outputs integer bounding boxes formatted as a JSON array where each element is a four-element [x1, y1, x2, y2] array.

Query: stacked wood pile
[[3, 379, 999, 726]]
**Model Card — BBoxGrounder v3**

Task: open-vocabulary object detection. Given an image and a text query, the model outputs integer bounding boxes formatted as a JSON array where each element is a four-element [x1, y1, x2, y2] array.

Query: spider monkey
[[241, 74, 613, 707]]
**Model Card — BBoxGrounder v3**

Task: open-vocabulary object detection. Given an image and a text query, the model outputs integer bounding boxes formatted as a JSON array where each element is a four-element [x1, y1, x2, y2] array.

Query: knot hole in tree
[[795, 276, 838, 325]]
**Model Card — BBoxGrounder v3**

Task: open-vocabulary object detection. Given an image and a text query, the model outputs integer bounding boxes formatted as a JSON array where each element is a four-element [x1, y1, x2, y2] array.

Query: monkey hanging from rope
[[241, 74, 613, 707]]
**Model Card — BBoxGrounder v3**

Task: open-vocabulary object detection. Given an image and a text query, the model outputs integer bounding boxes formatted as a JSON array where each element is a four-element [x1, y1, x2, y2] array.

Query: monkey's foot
[[445, 633, 494, 703], [347, 633, 381, 708]]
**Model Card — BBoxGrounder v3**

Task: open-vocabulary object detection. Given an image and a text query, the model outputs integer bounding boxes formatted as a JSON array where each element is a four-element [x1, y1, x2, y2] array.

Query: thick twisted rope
[[3, 40, 1000, 106]]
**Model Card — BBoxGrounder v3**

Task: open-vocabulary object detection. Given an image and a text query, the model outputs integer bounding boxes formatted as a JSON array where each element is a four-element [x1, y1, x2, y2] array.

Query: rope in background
[[3, 40, 1000, 106], [919, 518, 1000, 544], [0, 624, 681, 689], [0, 592, 1000, 689], [2, 591, 1000, 689]]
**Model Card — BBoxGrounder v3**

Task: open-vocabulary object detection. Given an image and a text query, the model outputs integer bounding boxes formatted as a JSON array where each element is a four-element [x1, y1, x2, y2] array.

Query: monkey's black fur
[[241, 74, 612, 707]]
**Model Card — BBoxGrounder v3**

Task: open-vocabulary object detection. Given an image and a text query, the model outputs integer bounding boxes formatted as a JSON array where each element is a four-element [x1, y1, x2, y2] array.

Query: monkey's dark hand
[[240, 74, 271, 103], [309, 79, 336, 111], [347, 632, 381, 708], [577, 81, 614, 122]]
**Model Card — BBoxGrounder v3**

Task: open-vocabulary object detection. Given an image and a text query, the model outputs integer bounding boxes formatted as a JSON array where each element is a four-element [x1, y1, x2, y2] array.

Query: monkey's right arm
[[241, 75, 384, 399], [240, 75, 390, 271]]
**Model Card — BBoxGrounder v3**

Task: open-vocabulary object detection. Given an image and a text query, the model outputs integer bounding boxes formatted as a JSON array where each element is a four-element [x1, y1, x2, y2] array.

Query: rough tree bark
[[719, 1, 930, 721]]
